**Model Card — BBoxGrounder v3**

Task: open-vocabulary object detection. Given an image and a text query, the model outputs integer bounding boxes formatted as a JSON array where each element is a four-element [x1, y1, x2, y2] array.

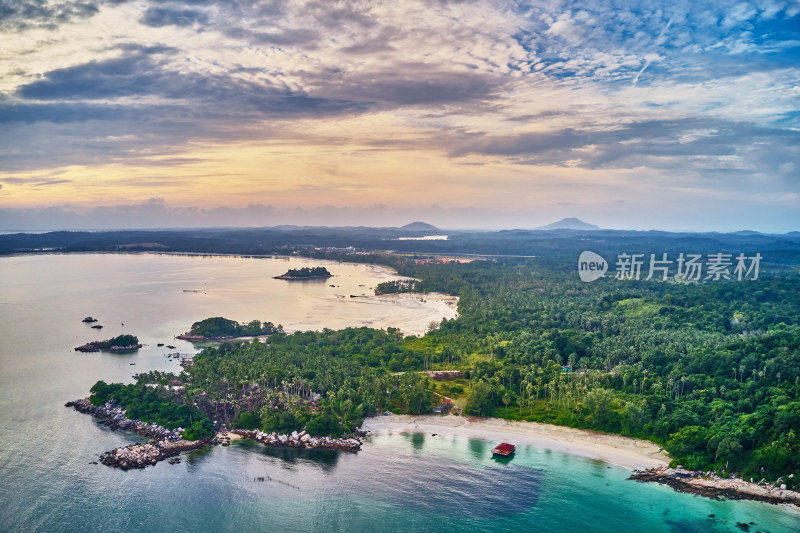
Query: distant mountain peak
[[400, 221, 439, 231], [537, 217, 600, 230]]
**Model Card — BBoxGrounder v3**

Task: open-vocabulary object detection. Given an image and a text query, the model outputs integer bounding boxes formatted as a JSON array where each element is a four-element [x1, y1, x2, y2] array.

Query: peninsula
[[273, 266, 332, 280], [67, 370, 362, 468]]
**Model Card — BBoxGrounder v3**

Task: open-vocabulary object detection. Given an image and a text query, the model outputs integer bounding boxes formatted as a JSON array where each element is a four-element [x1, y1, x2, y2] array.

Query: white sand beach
[[363, 414, 670, 470]]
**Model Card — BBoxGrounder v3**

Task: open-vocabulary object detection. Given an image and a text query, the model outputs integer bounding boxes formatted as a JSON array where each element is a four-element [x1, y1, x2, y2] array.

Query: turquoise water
[[1, 254, 798, 532]]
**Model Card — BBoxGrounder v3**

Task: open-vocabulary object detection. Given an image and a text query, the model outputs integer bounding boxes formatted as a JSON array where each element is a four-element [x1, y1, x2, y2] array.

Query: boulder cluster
[[74, 342, 142, 352], [66, 398, 207, 469], [99, 439, 205, 470], [65, 398, 365, 471], [232, 429, 362, 452], [67, 398, 184, 442], [630, 466, 800, 507]]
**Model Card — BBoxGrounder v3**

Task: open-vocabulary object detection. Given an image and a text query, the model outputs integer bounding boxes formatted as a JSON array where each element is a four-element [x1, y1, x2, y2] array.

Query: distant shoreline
[[0, 250, 409, 281], [272, 275, 332, 280]]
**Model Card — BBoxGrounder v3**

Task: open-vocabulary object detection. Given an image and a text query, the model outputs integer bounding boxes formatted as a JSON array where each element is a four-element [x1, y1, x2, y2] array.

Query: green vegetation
[[104, 334, 139, 347], [186, 329, 433, 437], [379, 258, 800, 487], [75, 334, 141, 352], [82, 249, 800, 487], [374, 279, 419, 295], [187, 317, 283, 338], [89, 378, 213, 441], [277, 266, 331, 279]]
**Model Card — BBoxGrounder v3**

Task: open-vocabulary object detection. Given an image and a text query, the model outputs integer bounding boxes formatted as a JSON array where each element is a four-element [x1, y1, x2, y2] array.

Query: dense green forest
[[186, 317, 283, 338], [87, 249, 800, 488]]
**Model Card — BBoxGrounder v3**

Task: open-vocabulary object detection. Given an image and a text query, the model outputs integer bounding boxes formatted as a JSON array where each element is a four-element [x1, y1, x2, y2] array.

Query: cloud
[[221, 26, 320, 47], [0, 0, 99, 32], [1, 0, 798, 232], [140, 7, 209, 28], [446, 118, 800, 177], [17, 46, 177, 100], [11, 44, 367, 125], [1, 199, 797, 233], [340, 26, 401, 55], [0, 102, 139, 123], [319, 66, 502, 106], [2, 176, 73, 187]]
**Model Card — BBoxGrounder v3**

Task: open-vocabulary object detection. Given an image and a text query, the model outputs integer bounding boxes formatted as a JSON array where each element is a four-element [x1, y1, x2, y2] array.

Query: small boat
[[492, 443, 515, 457], [129, 362, 136, 365]]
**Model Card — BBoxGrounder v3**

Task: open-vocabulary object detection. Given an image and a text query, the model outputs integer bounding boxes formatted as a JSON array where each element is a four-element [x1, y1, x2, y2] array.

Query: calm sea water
[[0, 253, 798, 532]]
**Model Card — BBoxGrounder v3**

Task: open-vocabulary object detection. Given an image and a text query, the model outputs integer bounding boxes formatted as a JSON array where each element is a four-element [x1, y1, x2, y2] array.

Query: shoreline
[[273, 275, 333, 280], [66, 398, 208, 469], [364, 414, 800, 510], [66, 398, 363, 469], [363, 413, 669, 470], [630, 466, 800, 509]]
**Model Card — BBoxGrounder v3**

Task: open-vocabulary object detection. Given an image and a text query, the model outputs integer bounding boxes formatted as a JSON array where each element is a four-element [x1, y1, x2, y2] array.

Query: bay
[[0, 253, 797, 532]]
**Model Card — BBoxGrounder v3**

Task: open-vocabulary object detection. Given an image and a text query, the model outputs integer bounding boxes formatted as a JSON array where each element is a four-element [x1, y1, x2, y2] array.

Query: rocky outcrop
[[67, 398, 184, 441], [74, 342, 142, 353], [66, 398, 208, 470], [66, 398, 363, 470], [99, 439, 206, 470], [630, 466, 800, 508], [231, 428, 362, 452]]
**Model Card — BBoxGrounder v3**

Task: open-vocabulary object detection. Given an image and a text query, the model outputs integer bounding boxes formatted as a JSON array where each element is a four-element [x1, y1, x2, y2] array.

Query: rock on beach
[[66, 398, 208, 470], [629, 465, 800, 508], [231, 429, 362, 452]]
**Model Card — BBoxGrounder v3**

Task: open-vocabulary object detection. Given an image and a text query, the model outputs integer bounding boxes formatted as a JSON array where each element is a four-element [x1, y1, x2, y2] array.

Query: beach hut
[[492, 443, 516, 457]]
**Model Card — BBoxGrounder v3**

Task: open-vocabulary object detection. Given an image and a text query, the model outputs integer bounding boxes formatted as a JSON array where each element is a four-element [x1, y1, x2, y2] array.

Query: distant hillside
[[536, 217, 600, 230], [400, 221, 439, 231]]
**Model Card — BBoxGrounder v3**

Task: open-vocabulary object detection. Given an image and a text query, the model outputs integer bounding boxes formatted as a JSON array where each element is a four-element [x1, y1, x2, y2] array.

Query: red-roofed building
[[492, 443, 515, 457]]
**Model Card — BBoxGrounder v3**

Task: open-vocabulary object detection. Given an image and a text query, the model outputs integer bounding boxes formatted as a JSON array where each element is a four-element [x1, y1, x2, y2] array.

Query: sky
[[0, 0, 798, 232]]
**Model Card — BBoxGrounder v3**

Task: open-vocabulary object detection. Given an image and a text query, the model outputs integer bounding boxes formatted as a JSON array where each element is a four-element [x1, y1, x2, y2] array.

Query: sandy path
[[363, 414, 670, 470]]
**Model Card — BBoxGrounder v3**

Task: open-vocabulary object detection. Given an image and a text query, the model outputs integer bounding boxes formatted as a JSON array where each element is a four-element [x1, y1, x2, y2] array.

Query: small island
[[273, 266, 332, 280], [177, 317, 283, 341], [75, 334, 142, 353]]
